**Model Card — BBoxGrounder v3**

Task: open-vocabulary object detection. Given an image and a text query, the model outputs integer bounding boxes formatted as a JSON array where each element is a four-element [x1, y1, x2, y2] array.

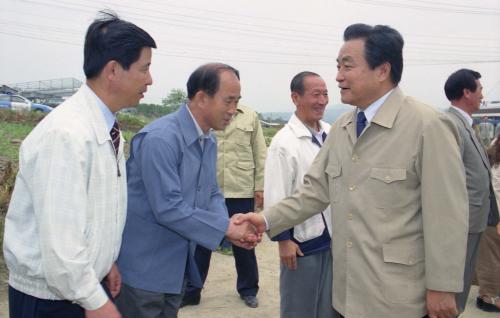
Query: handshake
[[225, 212, 267, 250]]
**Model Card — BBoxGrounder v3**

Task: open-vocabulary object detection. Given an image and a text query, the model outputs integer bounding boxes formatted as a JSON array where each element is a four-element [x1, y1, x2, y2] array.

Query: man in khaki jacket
[[239, 24, 468, 318], [183, 104, 267, 308]]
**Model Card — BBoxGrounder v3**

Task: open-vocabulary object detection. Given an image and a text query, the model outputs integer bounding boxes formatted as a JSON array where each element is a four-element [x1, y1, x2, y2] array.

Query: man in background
[[266, 71, 335, 317], [444, 68, 497, 313], [478, 116, 494, 146]]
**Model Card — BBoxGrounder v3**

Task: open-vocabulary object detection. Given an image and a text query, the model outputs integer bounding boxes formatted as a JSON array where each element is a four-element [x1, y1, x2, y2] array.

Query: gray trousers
[[456, 232, 483, 312], [116, 282, 185, 318], [280, 248, 335, 318]]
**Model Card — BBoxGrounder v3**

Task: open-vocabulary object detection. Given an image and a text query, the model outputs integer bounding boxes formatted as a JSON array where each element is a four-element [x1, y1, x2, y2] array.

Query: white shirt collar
[[83, 84, 116, 132], [312, 129, 325, 145], [450, 105, 473, 127], [186, 105, 211, 149], [357, 89, 394, 123], [186, 105, 210, 138], [304, 123, 325, 145], [289, 113, 327, 138]]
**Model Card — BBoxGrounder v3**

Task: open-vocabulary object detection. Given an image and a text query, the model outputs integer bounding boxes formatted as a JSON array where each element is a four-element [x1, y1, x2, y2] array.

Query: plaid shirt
[[3, 86, 127, 310]]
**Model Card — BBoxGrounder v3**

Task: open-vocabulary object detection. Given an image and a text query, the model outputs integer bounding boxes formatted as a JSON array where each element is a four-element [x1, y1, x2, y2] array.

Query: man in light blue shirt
[[116, 63, 259, 318]]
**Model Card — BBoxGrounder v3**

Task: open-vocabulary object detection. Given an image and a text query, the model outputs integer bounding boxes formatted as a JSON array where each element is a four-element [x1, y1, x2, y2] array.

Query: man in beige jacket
[[239, 24, 469, 318]]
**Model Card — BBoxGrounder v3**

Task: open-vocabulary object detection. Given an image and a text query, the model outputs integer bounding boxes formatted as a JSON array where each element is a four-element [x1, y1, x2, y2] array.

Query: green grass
[[0, 210, 4, 252], [263, 126, 281, 146], [122, 130, 135, 143], [0, 122, 35, 161]]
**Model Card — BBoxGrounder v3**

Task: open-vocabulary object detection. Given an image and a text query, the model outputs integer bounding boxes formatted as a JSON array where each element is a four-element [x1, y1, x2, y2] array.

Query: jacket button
[[346, 241, 353, 248]]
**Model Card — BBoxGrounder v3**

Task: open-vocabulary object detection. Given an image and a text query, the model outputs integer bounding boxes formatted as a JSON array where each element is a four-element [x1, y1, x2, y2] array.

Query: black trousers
[[9, 284, 112, 318], [184, 198, 259, 298], [335, 310, 430, 318]]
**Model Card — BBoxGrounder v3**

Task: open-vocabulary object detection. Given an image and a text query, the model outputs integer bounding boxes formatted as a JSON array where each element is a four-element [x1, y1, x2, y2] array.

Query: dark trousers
[[9, 284, 112, 318], [116, 281, 186, 318], [9, 286, 84, 318], [184, 198, 259, 299], [334, 310, 430, 318]]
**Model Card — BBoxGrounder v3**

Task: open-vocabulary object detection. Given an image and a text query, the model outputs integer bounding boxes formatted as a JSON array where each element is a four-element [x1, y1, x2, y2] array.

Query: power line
[[3, 19, 499, 64], [2, 29, 499, 67], [140, 0, 346, 29], [407, 59, 500, 66], [0, 20, 340, 59], [21, 0, 345, 44], [402, 0, 500, 11], [4, 0, 500, 66], [19, 0, 500, 47], [349, 0, 500, 15]]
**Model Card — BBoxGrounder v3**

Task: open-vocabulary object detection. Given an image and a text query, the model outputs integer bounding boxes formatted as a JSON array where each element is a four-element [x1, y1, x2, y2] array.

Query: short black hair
[[290, 71, 320, 95], [444, 69, 482, 101], [187, 63, 240, 100], [84, 10, 156, 79], [343, 23, 404, 85]]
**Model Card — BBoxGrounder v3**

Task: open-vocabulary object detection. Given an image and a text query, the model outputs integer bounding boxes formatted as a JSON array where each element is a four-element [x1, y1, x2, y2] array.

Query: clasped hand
[[226, 213, 265, 249]]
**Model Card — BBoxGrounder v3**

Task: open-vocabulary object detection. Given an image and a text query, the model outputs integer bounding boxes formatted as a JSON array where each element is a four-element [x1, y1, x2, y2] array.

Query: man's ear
[[463, 88, 472, 99], [291, 92, 300, 106], [193, 90, 207, 108], [102, 60, 121, 82], [377, 62, 391, 82]]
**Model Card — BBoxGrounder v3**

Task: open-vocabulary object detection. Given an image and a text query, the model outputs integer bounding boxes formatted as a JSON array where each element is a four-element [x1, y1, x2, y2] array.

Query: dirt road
[[179, 237, 493, 318], [1, 237, 496, 317]]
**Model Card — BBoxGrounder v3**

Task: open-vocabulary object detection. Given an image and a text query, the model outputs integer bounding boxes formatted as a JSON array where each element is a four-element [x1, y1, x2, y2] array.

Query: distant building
[[472, 100, 500, 120], [260, 120, 283, 128], [7, 78, 82, 107], [0, 85, 19, 95]]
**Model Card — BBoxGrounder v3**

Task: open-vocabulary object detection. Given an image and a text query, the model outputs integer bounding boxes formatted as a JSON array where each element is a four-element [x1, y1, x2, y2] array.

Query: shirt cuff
[[262, 214, 270, 231], [271, 229, 292, 241], [79, 284, 109, 310]]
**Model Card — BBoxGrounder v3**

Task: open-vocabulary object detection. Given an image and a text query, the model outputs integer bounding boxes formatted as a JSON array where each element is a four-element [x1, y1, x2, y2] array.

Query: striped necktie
[[110, 121, 120, 157]]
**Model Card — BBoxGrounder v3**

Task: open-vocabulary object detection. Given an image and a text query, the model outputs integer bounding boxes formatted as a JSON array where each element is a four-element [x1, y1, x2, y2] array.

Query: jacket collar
[[78, 85, 112, 145], [288, 112, 328, 139], [448, 106, 472, 128], [449, 105, 473, 126], [178, 104, 215, 147], [340, 87, 403, 130], [448, 106, 490, 168], [370, 87, 403, 129]]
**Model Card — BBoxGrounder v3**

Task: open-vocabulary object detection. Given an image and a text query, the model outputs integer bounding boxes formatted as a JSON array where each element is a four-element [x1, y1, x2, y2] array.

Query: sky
[[0, 0, 499, 113]]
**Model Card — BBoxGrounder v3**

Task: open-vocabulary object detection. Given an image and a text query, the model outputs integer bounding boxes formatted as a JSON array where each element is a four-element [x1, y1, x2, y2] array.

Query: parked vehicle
[[0, 94, 53, 113]]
